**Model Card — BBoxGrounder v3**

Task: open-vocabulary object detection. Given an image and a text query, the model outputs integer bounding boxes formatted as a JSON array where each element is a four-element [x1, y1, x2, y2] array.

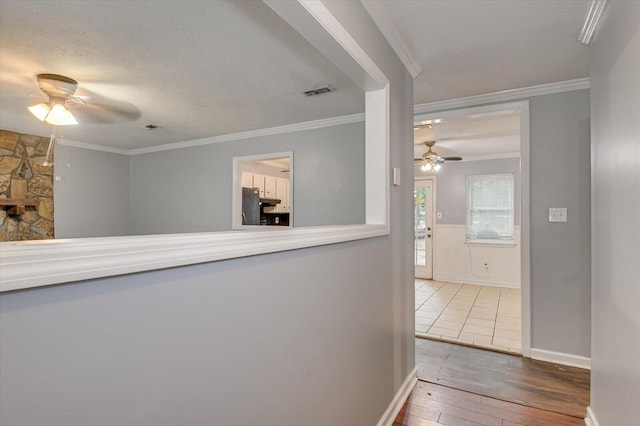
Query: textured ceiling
[[0, 0, 589, 151], [0, 0, 363, 149], [382, 0, 589, 104]]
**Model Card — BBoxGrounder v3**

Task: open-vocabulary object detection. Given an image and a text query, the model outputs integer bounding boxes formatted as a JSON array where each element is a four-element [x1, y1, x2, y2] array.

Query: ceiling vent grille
[[304, 85, 333, 96]]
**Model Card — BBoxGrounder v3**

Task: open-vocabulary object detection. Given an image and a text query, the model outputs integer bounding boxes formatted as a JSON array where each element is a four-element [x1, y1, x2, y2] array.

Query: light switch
[[549, 208, 567, 223], [392, 168, 400, 186], [55, 176, 62, 182]]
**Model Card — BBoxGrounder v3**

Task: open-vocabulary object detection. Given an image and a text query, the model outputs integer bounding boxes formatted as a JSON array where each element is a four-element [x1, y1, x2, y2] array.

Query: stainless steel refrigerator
[[242, 187, 260, 225]]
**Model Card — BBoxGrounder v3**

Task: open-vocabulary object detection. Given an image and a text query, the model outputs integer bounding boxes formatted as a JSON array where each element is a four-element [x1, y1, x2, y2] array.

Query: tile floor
[[415, 279, 521, 353]]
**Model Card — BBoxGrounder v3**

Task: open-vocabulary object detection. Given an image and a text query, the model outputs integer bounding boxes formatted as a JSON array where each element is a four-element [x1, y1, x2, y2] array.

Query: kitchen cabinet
[[275, 177, 290, 213], [243, 172, 290, 214], [254, 174, 265, 197], [241, 171, 254, 189], [242, 172, 266, 197], [264, 175, 276, 198]]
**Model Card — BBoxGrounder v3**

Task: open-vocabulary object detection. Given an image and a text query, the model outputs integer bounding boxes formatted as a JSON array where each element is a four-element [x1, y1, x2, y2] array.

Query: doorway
[[412, 101, 529, 356], [414, 178, 434, 279]]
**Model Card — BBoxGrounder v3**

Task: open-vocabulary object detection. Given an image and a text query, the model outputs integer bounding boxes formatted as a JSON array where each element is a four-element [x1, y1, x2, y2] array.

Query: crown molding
[[61, 138, 129, 155], [459, 152, 521, 162], [579, 0, 608, 45], [361, 0, 422, 79], [77, 78, 587, 155], [128, 113, 364, 155], [414, 78, 590, 114]]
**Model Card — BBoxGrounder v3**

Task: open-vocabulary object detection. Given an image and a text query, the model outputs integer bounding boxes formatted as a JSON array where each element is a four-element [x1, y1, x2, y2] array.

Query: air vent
[[304, 85, 333, 96]]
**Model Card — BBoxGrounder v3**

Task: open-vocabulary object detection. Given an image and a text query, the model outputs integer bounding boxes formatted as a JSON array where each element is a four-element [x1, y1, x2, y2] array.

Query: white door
[[414, 179, 434, 279]]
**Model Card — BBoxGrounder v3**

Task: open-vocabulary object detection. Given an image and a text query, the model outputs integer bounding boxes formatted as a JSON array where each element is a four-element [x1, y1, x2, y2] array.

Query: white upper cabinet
[[241, 171, 254, 189], [264, 175, 276, 198], [253, 174, 265, 197], [275, 177, 290, 213]]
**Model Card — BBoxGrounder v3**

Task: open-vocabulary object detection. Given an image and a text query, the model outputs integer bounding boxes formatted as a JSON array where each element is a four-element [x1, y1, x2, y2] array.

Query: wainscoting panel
[[433, 225, 521, 288]]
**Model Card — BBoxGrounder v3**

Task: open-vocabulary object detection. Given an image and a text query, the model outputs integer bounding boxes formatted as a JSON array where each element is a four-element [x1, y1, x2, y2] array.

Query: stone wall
[[0, 130, 54, 241]]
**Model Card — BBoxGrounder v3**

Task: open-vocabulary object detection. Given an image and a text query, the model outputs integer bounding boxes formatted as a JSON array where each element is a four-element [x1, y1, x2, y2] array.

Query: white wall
[[434, 225, 521, 287], [0, 3, 415, 425], [589, 2, 640, 425]]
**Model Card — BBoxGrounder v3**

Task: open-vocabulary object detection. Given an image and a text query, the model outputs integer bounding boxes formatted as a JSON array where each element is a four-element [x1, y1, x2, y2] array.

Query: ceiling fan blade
[[66, 86, 141, 124], [443, 156, 463, 161], [414, 158, 423, 163], [72, 98, 141, 124]]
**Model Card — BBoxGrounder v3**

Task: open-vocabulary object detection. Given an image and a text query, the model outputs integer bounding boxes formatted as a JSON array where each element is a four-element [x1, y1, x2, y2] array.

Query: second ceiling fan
[[414, 140, 462, 172]]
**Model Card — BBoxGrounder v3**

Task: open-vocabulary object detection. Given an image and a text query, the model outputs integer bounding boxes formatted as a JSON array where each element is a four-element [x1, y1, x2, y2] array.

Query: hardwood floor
[[394, 381, 585, 426], [414, 338, 590, 418]]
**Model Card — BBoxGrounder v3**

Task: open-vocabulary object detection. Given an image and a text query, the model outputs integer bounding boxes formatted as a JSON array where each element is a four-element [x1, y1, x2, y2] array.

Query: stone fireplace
[[0, 130, 54, 241]]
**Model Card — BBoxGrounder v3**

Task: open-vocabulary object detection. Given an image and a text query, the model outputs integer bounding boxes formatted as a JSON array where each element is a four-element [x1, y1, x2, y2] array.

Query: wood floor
[[394, 381, 585, 426], [413, 338, 590, 418]]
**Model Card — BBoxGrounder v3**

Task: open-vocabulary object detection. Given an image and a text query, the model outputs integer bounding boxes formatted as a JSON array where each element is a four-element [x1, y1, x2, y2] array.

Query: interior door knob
[[427, 234, 432, 238]]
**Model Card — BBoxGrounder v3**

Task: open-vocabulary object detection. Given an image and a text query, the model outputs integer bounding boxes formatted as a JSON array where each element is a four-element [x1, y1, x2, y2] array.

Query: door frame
[[414, 176, 436, 279], [413, 100, 531, 357]]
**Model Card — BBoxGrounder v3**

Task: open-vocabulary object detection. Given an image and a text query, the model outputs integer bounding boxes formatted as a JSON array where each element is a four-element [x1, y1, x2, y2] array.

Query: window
[[466, 174, 514, 243]]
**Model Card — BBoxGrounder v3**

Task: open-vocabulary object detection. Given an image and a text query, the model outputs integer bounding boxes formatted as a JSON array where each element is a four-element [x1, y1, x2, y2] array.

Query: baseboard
[[585, 406, 599, 426], [432, 276, 520, 289], [529, 348, 591, 370], [376, 368, 418, 426]]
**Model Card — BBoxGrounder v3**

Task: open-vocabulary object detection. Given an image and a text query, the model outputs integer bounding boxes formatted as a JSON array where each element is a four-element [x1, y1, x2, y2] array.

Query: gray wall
[[0, 240, 393, 426], [0, 3, 415, 425], [424, 89, 591, 357], [589, 2, 640, 425], [129, 122, 365, 234], [54, 145, 130, 238], [530, 89, 591, 357], [421, 157, 521, 225]]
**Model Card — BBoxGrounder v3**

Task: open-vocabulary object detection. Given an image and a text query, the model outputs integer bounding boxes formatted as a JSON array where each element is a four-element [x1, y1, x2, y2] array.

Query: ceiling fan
[[27, 73, 140, 126], [414, 140, 462, 172]]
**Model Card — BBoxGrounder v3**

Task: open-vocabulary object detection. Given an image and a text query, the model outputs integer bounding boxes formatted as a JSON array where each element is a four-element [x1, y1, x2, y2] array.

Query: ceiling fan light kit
[[415, 140, 462, 173], [23, 73, 141, 128], [27, 74, 81, 126], [420, 160, 441, 172], [28, 101, 78, 126]]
